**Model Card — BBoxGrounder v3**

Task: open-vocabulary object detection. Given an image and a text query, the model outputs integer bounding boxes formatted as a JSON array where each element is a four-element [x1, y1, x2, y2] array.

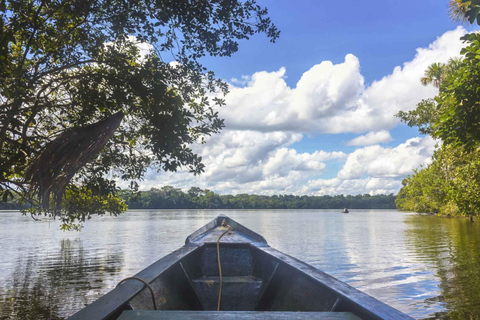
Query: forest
[[1, 186, 396, 210], [120, 186, 396, 209]]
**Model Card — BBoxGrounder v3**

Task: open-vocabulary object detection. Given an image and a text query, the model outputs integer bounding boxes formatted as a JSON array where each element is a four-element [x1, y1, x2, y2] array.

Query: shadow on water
[[405, 215, 480, 320], [0, 239, 123, 320]]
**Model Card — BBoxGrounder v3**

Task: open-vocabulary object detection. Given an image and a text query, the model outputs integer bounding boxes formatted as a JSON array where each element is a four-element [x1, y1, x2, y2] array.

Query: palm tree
[[448, 0, 471, 23], [421, 63, 446, 88], [421, 58, 463, 88], [445, 57, 463, 74]]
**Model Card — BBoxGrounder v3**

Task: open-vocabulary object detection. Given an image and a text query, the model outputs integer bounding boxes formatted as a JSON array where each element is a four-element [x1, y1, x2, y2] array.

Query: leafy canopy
[[398, 36, 480, 151], [395, 9, 480, 216], [0, 0, 279, 229]]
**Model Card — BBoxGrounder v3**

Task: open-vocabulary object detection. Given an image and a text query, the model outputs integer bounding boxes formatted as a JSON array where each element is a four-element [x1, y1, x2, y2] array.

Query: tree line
[[2, 186, 396, 210], [120, 186, 396, 209]]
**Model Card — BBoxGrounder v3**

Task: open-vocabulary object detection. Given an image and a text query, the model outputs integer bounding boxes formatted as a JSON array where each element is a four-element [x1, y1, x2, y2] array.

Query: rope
[[217, 219, 233, 311], [116, 276, 157, 310]]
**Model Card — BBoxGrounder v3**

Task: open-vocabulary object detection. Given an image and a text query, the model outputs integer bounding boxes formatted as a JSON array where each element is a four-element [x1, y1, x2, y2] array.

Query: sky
[[127, 0, 478, 196]]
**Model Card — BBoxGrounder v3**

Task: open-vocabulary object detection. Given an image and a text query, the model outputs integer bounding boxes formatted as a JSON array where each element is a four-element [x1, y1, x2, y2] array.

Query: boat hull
[[68, 215, 413, 320]]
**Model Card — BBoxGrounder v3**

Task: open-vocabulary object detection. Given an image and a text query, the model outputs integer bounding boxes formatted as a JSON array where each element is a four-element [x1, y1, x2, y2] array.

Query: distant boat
[[342, 208, 349, 213], [69, 214, 412, 320]]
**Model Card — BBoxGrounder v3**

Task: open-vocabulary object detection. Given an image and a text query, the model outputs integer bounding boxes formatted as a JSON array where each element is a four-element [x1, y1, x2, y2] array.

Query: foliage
[[396, 58, 463, 136], [0, 0, 279, 229], [434, 33, 480, 149], [420, 62, 447, 87], [396, 28, 480, 216], [446, 149, 480, 216], [396, 140, 480, 217], [396, 99, 437, 135], [459, 0, 480, 24], [396, 145, 456, 215], [449, 0, 471, 23], [27, 184, 128, 231], [121, 186, 398, 210]]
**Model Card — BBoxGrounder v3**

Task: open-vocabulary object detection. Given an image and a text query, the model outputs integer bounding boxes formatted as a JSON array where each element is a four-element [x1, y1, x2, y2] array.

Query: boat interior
[[128, 243, 345, 312], [122, 243, 364, 319]]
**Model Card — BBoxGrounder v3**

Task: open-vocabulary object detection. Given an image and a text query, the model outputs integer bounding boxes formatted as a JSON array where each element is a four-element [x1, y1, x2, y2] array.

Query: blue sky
[[201, 0, 474, 86], [132, 0, 477, 196]]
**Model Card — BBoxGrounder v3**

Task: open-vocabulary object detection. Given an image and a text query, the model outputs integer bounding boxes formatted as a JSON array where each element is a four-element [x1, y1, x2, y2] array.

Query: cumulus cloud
[[126, 130, 346, 194], [129, 135, 434, 196], [263, 148, 345, 177], [346, 130, 393, 146], [304, 177, 403, 196], [303, 136, 436, 195], [218, 27, 467, 134], [219, 55, 364, 132], [118, 28, 463, 195], [338, 136, 436, 180]]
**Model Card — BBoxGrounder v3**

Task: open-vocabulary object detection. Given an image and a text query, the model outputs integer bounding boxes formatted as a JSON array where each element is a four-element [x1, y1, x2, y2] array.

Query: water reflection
[[405, 215, 480, 320], [0, 239, 123, 320]]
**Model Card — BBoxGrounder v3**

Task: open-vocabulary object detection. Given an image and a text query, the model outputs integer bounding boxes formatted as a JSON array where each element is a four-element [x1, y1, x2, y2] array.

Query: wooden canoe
[[68, 215, 413, 320]]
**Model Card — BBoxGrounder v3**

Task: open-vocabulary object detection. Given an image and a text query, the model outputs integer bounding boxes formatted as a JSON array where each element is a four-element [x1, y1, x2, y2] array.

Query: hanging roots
[[24, 111, 124, 211]]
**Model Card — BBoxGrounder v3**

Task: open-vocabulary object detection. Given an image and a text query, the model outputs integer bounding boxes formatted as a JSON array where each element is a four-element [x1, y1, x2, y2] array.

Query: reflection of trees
[[1, 239, 123, 320], [405, 216, 480, 320]]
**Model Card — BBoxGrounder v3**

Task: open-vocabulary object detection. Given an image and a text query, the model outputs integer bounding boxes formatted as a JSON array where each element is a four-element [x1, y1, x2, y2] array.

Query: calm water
[[1, 209, 480, 319]]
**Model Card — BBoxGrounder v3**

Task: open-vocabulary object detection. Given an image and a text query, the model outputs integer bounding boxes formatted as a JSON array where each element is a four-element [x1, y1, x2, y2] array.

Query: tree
[[0, 0, 279, 229], [399, 35, 480, 150], [395, 30, 480, 217], [396, 98, 438, 135], [420, 62, 446, 88], [187, 187, 204, 198], [396, 144, 480, 217], [396, 57, 464, 141], [395, 146, 456, 215], [455, 0, 480, 25], [433, 33, 480, 150]]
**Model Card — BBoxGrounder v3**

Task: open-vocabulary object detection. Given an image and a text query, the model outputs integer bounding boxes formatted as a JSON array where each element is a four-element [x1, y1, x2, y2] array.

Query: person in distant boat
[[342, 208, 349, 213]]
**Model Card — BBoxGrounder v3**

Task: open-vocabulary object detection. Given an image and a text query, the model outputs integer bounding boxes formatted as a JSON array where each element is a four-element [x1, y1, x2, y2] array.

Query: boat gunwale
[[67, 245, 201, 320], [254, 245, 414, 320]]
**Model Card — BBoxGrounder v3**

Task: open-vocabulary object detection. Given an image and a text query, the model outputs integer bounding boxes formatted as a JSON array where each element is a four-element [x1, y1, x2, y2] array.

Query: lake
[[1, 209, 480, 319]]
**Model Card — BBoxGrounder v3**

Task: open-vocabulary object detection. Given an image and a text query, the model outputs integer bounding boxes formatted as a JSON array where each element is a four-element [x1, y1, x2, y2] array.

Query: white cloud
[[346, 130, 393, 146], [338, 136, 436, 180], [218, 27, 467, 135], [127, 135, 434, 196], [304, 177, 403, 196], [125, 130, 346, 194], [219, 55, 364, 132], [263, 148, 345, 177], [117, 28, 463, 196], [299, 136, 436, 195]]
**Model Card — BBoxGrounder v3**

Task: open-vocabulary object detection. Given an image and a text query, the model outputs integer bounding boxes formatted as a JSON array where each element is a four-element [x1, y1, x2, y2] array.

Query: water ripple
[[1, 209, 480, 319]]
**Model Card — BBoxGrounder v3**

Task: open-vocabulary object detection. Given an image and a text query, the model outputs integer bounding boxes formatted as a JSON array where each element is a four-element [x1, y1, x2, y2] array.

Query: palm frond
[[449, 0, 471, 23]]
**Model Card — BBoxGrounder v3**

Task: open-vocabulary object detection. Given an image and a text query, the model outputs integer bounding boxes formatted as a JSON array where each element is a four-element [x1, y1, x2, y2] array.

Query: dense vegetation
[[0, 186, 396, 210], [120, 186, 396, 209], [0, 0, 278, 229], [1, 186, 396, 210], [395, 1, 480, 217]]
